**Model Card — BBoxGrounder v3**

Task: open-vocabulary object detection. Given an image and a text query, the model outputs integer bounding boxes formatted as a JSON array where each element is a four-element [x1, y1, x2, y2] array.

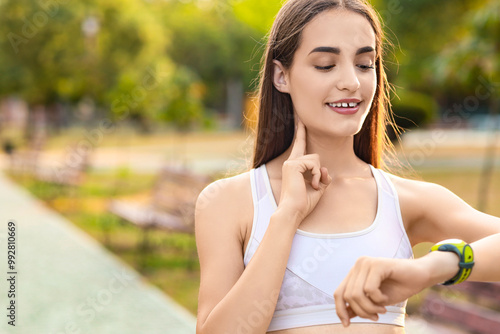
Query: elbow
[[196, 320, 209, 334], [196, 321, 204, 334], [197, 320, 223, 334]]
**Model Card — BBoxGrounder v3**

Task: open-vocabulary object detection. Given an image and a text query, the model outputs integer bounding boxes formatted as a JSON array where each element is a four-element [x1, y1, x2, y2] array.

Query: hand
[[278, 118, 332, 225], [334, 256, 431, 327]]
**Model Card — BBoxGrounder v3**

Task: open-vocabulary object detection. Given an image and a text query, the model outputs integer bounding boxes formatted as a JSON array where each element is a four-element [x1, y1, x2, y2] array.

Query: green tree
[[432, 0, 499, 90], [232, 0, 283, 35], [0, 0, 204, 132], [375, 0, 476, 92], [156, 0, 265, 127]]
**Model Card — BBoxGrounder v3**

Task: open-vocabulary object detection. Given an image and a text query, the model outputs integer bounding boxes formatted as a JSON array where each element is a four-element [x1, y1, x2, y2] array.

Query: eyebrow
[[308, 46, 375, 56]]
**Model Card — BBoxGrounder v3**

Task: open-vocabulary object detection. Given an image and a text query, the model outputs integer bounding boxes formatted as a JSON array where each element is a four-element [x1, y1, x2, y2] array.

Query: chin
[[316, 123, 364, 138]]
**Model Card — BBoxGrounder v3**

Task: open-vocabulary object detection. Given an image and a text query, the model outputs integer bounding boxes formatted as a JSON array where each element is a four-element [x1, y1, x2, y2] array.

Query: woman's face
[[274, 9, 377, 138]]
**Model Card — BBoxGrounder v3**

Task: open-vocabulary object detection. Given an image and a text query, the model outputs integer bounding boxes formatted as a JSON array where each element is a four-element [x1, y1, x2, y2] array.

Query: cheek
[[361, 73, 377, 98], [291, 70, 321, 92], [289, 70, 327, 103], [360, 74, 377, 116], [288, 72, 319, 109]]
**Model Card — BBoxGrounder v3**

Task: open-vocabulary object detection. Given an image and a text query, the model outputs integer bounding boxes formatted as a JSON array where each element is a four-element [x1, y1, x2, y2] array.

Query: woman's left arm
[[334, 177, 500, 326], [393, 176, 500, 245], [334, 232, 500, 326]]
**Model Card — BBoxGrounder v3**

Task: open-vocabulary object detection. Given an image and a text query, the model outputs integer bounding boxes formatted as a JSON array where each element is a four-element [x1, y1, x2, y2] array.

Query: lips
[[326, 99, 361, 115]]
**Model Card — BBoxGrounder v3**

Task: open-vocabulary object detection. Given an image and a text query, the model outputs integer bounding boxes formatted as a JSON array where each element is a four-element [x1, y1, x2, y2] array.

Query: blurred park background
[[0, 0, 499, 333]]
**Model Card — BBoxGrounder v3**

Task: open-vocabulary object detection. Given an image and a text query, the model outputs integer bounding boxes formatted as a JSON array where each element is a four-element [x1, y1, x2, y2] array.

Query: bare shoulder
[[383, 170, 466, 230], [385, 171, 444, 196], [195, 170, 253, 247], [385, 171, 463, 203]]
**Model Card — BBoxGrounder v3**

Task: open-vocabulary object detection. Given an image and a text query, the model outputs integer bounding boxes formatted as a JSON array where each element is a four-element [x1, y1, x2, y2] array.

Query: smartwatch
[[430, 239, 475, 286]]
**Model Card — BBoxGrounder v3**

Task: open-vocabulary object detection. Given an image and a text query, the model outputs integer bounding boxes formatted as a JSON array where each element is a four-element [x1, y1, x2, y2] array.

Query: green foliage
[[1, 0, 497, 129], [432, 0, 500, 90], [155, 66, 205, 130], [106, 59, 205, 131], [0, 0, 167, 104], [0, 0, 204, 130], [159, 0, 264, 110], [377, 0, 474, 92], [377, 0, 498, 103], [0, 0, 86, 104], [232, 0, 283, 34]]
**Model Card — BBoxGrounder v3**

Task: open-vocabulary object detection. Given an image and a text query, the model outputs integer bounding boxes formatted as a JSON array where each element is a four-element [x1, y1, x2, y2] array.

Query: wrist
[[429, 239, 475, 285], [272, 207, 302, 230], [418, 251, 461, 287]]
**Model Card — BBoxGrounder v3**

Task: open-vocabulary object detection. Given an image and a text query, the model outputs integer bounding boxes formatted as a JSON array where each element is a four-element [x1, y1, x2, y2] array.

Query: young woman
[[194, 0, 500, 333]]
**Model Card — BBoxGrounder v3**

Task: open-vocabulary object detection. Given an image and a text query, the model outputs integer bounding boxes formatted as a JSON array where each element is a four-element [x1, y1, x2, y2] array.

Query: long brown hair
[[251, 0, 397, 170]]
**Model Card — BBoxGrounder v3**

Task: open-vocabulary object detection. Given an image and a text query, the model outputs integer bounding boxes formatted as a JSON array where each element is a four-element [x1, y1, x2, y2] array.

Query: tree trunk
[[226, 78, 244, 129], [477, 98, 499, 212]]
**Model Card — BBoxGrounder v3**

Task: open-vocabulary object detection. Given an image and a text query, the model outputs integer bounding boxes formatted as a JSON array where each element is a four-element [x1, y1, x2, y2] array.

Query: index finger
[[334, 278, 351, 327], [289, 118, 306, 159]]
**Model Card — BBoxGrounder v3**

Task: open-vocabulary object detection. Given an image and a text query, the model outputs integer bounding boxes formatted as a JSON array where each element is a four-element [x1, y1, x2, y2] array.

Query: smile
[[326, 101, 361, 115], [327, 102, 360, 108]]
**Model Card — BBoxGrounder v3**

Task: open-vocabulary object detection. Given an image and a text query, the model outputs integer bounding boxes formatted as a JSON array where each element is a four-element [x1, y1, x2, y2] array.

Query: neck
[[278, 132, 369, 178]]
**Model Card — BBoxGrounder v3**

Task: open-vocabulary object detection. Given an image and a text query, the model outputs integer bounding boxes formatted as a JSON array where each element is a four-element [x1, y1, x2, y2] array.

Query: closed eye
[[315, 65, 335, 71], [358, 64, 375, 70]]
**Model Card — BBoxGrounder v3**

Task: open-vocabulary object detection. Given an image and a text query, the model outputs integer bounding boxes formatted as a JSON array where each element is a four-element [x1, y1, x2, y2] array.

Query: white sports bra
[[243, 164, 413, 331]]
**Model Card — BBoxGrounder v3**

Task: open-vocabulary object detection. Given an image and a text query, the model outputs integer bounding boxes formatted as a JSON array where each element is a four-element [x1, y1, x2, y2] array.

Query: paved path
[[0, 172, 196, 334]]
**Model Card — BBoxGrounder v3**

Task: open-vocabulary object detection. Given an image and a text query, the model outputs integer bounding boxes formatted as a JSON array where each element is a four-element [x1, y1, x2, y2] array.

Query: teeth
[[328, 102, 359, 108]]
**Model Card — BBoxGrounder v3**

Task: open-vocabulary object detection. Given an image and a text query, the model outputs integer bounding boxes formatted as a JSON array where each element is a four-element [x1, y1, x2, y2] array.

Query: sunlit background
[[0, 0, 499, 333]]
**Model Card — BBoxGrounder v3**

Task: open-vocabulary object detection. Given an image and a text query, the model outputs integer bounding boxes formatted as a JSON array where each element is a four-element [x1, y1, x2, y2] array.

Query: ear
[[272, 60, 290, 93]]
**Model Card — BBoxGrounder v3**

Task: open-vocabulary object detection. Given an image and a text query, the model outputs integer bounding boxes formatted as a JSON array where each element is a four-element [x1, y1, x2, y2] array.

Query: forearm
[[469, 233, 500, 282], [200, 209, 298, 334]]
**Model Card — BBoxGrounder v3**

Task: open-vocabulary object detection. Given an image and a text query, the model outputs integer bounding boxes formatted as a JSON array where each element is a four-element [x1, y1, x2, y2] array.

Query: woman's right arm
[[195, 178, 300, 334], [196, 118, 332, 334]]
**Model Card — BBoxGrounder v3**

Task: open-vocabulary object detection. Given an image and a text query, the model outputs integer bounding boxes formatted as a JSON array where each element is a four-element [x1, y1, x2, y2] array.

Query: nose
[[336, 65, 360, 92]]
